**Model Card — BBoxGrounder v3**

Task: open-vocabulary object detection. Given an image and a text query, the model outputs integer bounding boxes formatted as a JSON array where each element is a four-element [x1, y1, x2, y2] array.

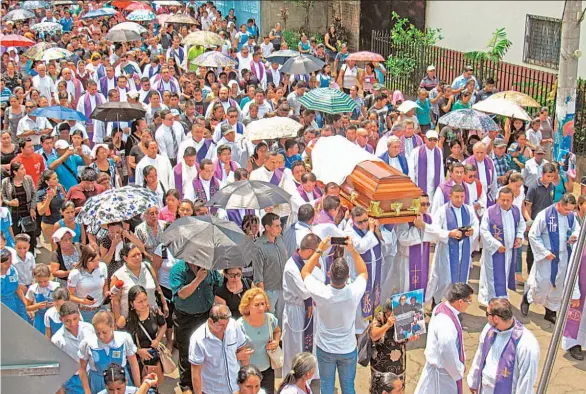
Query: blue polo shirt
[[415, 98, 432, 126], [49, 154, 84, 192], [284, 153, 302, 169], [169, 261, 222, 315]]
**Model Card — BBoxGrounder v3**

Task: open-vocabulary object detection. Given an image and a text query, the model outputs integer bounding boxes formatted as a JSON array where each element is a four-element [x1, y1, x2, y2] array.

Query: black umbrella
[[280, 54, 325, 75], [206, 180, 291, 209], [161, 216, 255, 270], [90, 102, 146, 122], [265, 49, 301, 65]]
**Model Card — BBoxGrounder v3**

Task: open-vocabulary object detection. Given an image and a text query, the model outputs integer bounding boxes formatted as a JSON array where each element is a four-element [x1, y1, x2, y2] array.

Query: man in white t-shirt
[[301, 235, 367, 394]]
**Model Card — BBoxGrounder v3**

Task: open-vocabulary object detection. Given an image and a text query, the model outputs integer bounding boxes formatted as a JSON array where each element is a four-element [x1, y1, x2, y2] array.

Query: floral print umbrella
[[76, 185, 159, 229], [31, 22, 63, 35], [24, 42, 57, 60], [127, 9, 156, 22]]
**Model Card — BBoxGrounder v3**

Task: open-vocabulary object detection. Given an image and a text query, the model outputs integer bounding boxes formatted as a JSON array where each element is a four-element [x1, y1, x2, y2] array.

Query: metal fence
[[370, 30, 586, 156]]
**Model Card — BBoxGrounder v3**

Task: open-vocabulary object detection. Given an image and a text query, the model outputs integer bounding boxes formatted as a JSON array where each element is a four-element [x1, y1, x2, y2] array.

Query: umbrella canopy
[[280, 54, 325, 75], [154, 0, 183, 6], [4, 9, 35, 21], [397, 100, 421, 114], [127, 9, 156, 22], [0, 34, 35, 47], [162, 216, 255, 270], [488, 91, 541, 108], [207, 180, 292, 210], [166, 14, 199, 25], [110, 21, 148, 34], [91, 102, 146, 122], [31, 22, 63, 35], [105, 29, 142, 42], [40, 48, 72, 62], [156, 14, 171, 25], [298, 88, 357, 114], [190, 51, 236, 67], [31, 106, 87, 122], [81, 8, 118, 19], [77, 185, 159, 228], [53, 0, 76, 5], [345, 51, 385, 62], [21, 1, 46, 10], [472, 98, 532, 121], [182, 31, 224, 47], [264, 49, 300, 65], [438, 109, 501, 132], [125, 2, 153, 11], [245, 117, 303, 140], [24, 42, 56, 60]]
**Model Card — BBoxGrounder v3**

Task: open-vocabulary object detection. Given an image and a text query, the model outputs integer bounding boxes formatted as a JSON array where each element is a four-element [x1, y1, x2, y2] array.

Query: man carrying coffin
[[345, 206, 383, 335], [432, 162, 469, 215], [282, 234, 325, 376], [468, 298, 540, 394], [408, 129, 444, 203], [395, 193, 438, 296], [478, 188, 526, 306], [521, 193, 580, 323], [426, 185, 479, 305], [414, 283, 474, 394], [563, 246, 586, 360]]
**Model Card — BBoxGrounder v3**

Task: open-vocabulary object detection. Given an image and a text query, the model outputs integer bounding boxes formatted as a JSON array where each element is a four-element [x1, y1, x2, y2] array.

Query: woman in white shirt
[[276, 352, 316, 394], [68, 244, 108, 322], [336, 59, 360, 94]]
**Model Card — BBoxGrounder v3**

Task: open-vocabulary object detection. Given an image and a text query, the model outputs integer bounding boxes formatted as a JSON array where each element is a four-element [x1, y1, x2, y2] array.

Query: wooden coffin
[[339, 160, 423, 224]]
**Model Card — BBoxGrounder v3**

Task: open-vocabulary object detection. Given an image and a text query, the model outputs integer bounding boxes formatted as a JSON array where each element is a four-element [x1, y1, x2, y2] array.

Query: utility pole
[[553, 0, 582, 161]]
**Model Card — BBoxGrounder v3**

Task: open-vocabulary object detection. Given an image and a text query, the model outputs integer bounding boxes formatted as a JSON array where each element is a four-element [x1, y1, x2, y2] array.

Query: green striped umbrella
[[298, 88, 358, 114]]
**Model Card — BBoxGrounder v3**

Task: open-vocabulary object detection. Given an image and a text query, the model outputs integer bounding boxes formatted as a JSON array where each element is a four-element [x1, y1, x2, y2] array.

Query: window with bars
[[523, 14, 562, 69]]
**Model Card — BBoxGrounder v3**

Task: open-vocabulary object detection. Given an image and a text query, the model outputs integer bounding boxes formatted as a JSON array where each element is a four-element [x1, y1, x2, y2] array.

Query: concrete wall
[[260, 1, 331, 36], [426, 1, 586, 77]]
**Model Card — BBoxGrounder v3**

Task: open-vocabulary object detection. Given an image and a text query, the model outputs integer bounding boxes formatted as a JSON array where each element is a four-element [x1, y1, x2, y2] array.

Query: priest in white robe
[[290, 172, 322, 225], [283, 204, 314, 258], [377, 135, 409, 175], [464, 141, 498, 206], [176, 123, 216, 164], [432, 162, 469, 215], [408, 130, 444, 203], [134, 140, 174, 191], [426, 185, 479, 304], [173, 146, 198, 200], [562, 245, 586, 360], [468, 298, 540, 394], [344, 206, 383, 335], [478, 188, 526, 306], [76, 81, 105, 143], [415, 283, 474, 394], [522, 194, 580, 323], [213, 144, 241, 184], [380, 223, 399, 303], [282, 233, 324, 377]]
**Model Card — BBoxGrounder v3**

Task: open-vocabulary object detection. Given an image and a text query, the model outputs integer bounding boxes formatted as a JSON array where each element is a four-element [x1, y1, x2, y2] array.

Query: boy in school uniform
[[51, 301, 95, 394], [13, 234, 35, 289]]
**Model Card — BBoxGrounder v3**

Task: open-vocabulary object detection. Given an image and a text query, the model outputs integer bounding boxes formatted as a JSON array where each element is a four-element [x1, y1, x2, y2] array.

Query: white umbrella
[[110, 21, 147, 34], [245, 117, 303, 140], [397, 100, 420, 114], [154, 0, 182, 6], [472, 98, 532, 121], [40, 48, 73, 61]]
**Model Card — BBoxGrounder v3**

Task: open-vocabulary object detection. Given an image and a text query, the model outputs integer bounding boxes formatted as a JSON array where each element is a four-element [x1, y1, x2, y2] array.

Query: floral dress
[[370, 313, 407, 393]]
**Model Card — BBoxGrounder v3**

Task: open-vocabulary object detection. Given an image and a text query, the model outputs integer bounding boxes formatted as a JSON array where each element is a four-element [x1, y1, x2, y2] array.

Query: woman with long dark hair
[[247, 141, 268, 173], [142, 165, 165, 208], [36, 169, 66, 251], [159, 189, 180, 223], [214, 267, 253, 319]]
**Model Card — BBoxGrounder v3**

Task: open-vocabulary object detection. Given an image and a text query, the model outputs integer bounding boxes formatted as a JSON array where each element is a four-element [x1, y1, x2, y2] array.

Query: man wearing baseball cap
[[408, 129, 444, 203], [492, 138, 511, 185], [420, 65, 438, 91], [48, 139, 92, 192]]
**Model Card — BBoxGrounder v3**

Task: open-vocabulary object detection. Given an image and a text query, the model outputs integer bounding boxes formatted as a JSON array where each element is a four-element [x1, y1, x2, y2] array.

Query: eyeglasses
[[420, 202, 431, 207], [428, 138, 438, 142], [25, 106, 34, 109], [355, 218, 369, 225], [226, 272, 242, 279], [464, 298, 473, 304]]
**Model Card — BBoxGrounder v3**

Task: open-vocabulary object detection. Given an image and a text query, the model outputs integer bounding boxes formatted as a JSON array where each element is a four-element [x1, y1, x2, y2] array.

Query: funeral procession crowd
[[1, 1, 585, 394]]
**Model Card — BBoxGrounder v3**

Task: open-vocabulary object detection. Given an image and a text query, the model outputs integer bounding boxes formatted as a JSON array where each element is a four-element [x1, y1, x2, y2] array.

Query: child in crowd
[[13, 233, 35, 289], [78, 310, 141, 394], [25, 264, 60, 333], [0, 195, 15, 247], [0, 248, 28, 321], [98, 363, 158, 394], [52, 301, 95, 394], [44, 287, 71, 339]]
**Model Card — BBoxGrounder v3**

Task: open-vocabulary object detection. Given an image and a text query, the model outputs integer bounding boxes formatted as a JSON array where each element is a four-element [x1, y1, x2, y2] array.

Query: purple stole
[[84, 93, 102, 126], [148, 65, 160, 79], [313, 210, 336, 284], [170, 47, 185, 64], [226, 209, 255, 227], [214, 159, 238, 181], [439, 180, 470, 205], [292, 252, 314, 352], [296, 184, 322, 203], [446, 204, 471, 284], [400, 134, 423, 155], [434, 302, 464, 394], [173, 163, 195, 199], [417, 146, 442, 194], [408, 214, 432, 295], [99, 76, 116, 95], [195, 139, 213, 164], [545, 205, 575, 287], [269, 168, 284, 186], [157, 78, 177, 94], [357, 142, 374, 154], [353, 226, 382, 320], [251, 61, 265, 81], [471, 320, 524, 394], [487, 205, 520, 297], [465, 156, 495, 205], [96, 64, 106, 80], [379, 151, 409, 175], [565, 247, 586, 339], [192, 175, 220, 214]]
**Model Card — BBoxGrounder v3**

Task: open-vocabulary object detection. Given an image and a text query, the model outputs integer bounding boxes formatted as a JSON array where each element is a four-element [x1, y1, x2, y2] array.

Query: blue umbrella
[[31, 106, 87, 122], [81, 8, 118, 20]]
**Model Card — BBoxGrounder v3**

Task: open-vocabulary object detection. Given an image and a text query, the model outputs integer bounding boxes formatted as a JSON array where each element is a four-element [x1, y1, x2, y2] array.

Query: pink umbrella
[[157, 14, 170, 24], [0, 34, 36, 47], [345, 51, 385, 63]]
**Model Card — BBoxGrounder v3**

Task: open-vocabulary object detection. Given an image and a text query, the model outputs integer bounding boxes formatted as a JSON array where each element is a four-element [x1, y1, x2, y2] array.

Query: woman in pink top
[[158, 189, 180, 223]]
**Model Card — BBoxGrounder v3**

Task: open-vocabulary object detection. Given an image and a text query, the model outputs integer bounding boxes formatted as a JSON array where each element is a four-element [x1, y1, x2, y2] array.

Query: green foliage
[[385, 12, 442, 79], [282, 29, 324, 51], [464, 28, 512, 63]]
